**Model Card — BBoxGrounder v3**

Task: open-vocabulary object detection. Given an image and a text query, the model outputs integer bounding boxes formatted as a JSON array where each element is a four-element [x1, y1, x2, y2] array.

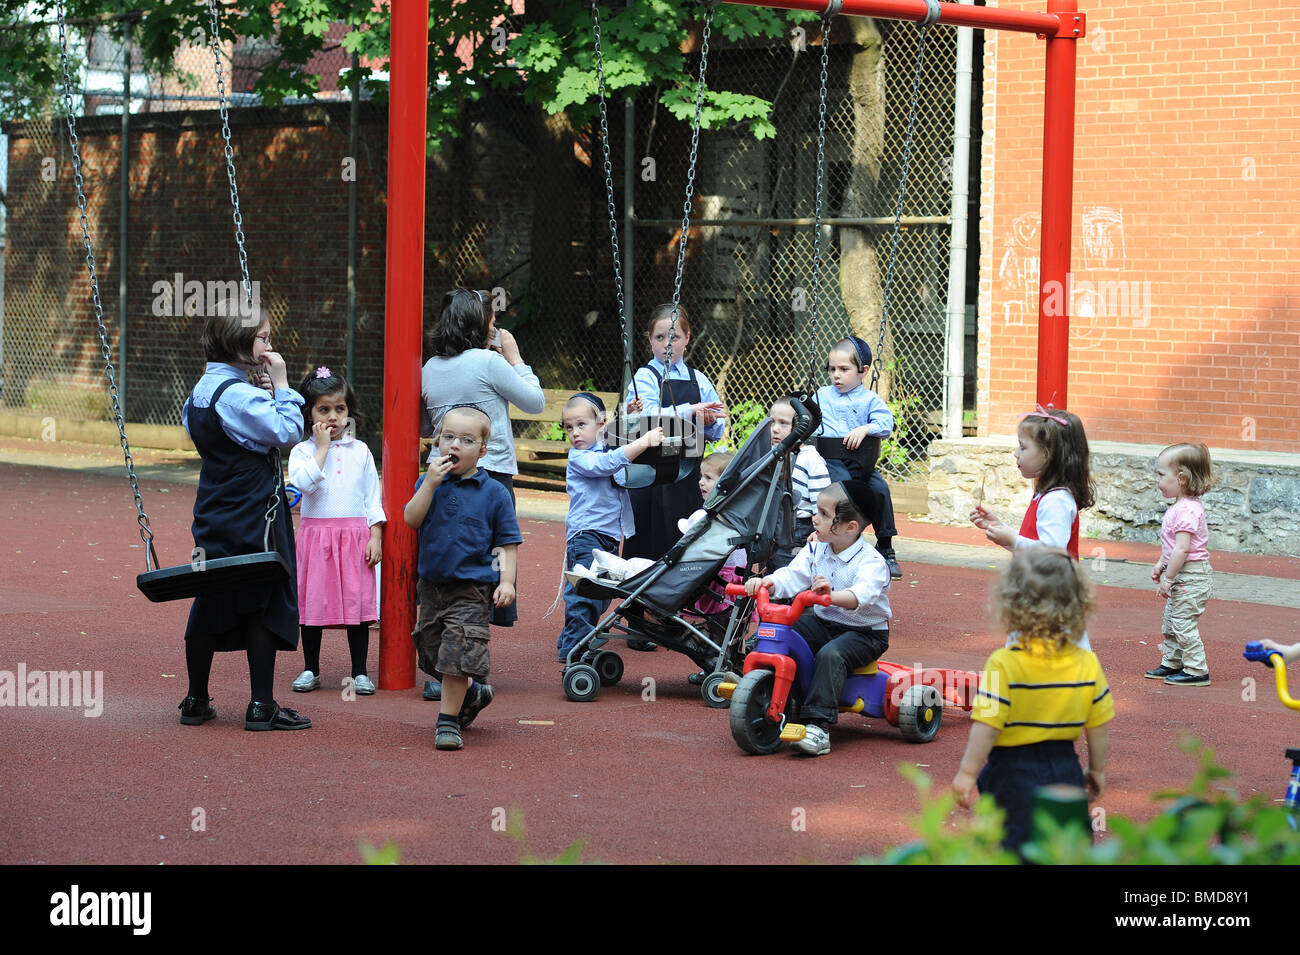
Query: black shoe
[[687, 670, 707, 685], [880, 549, 903, 579], [178, 695, 215, 726], [1165, 671, 1211, 687], [627, 639, 657, 652], [459, 683, 494, 729], [422, 679, 442, 701], [1144, 664, 1182, 680], [244, 700, 312, 731]]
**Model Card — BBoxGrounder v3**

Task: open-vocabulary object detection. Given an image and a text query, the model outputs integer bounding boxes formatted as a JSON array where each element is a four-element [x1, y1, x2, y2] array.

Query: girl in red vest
[[969, 405, 1095, 560]]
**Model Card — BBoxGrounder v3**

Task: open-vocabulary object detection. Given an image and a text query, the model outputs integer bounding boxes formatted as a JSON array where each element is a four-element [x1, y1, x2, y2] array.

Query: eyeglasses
[[255, 333, 271, 346], [438, 433, 482, 448]]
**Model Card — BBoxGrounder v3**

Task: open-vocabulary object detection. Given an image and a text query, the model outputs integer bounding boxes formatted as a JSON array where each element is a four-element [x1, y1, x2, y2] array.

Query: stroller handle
[[1244, 642, 1300, 712], [726, 584, 832, 625]]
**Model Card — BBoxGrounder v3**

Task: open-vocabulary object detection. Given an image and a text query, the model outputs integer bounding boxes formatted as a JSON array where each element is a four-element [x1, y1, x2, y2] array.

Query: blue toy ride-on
[[717, 584, 978, 755], [1243, 641, 1300, 824]]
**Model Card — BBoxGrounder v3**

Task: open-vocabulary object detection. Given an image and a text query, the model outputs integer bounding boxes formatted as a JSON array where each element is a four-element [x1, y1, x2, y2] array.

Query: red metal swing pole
[[378, 0, 430, 690], [726, 0, 1083, 409]]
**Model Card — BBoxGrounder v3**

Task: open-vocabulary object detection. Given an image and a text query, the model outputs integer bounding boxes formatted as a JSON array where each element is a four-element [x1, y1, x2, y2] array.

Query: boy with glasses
[[405, 405, 521, 750]]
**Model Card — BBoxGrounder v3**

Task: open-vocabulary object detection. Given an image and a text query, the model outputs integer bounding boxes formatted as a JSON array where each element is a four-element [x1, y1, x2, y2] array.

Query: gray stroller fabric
[[624, 419, 793, 617]]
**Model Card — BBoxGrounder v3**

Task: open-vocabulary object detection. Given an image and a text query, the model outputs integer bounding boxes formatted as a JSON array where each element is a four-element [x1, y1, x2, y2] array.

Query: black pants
[[485, 471, 517, 627], [977, 740, 1088, 852], [822, 460, 897, 543], [791, 609, 889, 726]]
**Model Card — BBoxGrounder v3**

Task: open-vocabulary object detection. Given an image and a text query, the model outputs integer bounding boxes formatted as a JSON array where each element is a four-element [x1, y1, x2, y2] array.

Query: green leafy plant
[[860, 738, 1300, 865], [505, 808, 593, 865], [706, 398, 766, 454], [358, 841, 402, 865], [857, 764, 1019, 865], [357, 810, 598, 865], [878, 357, 921, 478]]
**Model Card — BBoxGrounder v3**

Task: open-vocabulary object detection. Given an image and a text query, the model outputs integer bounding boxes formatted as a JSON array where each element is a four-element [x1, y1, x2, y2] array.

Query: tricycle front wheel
[[729, 669, 783, 755]]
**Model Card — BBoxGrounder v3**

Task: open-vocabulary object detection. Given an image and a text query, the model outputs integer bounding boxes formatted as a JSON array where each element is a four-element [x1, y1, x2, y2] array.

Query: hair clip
[[1020, 403, 1068, 427], [315, 366, 332, 379]]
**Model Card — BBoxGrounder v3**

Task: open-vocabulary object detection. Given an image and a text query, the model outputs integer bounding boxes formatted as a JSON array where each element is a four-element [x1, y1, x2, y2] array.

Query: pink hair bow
[[1020, 403, 1068, 426], [315, 366, 332, 379]]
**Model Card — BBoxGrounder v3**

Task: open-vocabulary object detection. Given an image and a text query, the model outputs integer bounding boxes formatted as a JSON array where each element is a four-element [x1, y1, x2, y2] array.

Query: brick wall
[[978, 0, 1299, 454]]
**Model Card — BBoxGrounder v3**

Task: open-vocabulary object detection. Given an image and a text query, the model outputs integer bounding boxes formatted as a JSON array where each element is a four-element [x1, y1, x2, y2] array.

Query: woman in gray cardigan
[[421, 288, 545, 630]]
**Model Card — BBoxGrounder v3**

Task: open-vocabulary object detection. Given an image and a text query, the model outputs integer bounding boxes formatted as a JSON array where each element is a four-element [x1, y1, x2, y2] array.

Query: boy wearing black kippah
[[745, 480, 892, 756]]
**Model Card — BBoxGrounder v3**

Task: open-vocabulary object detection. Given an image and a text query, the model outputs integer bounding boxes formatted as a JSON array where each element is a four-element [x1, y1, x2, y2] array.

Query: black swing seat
[[609, 412, 701, 489], [137, 551, 291, 603], [816, 435, 881, 475]]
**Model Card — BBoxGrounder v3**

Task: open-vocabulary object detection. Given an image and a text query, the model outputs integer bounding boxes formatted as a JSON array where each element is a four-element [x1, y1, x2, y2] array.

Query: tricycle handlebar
[[725, 583, 832, 625], [1244, 642, 1300, 712]]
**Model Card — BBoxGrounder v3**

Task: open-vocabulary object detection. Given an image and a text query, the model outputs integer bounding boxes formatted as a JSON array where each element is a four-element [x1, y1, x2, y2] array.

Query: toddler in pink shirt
[[1144, 443, 1214, 686]]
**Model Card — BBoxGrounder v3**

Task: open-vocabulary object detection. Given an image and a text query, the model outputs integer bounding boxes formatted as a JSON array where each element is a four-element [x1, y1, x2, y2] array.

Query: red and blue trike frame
[[720, 585, 979, 753]]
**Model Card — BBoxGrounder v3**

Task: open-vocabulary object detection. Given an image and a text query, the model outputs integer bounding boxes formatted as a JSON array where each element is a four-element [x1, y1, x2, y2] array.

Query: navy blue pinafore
[[184, 378, 298, 652], [623, 365, 704, 561]]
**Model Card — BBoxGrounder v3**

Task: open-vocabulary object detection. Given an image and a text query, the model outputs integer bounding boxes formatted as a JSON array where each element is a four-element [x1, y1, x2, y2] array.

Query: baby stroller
[[560, 396, 821, 706]]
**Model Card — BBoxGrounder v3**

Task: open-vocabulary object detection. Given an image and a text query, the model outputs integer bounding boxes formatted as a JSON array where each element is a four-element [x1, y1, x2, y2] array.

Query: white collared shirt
[[288, 435, 386, 525], [768, 536, 892, 630]]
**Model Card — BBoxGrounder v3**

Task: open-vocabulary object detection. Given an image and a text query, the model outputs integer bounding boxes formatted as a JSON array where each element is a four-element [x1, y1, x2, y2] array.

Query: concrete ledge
[[927, 437, 1300, 557], [0, 411, 194, 452]]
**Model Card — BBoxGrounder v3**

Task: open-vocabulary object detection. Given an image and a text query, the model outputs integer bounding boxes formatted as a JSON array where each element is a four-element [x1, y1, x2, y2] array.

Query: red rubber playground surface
[[3, 459, 1299, 865]]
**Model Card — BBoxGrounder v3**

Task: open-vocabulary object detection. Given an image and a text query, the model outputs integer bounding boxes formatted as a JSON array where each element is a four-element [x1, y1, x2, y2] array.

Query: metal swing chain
[[873, 21, 932, 393], [55, 2, 159, 570], [206, 0, 254, 314], [207, 0, 280, 536], [804, 14, 833, 394], [664, 2, 715, 376], [590, 1, 632, 400]]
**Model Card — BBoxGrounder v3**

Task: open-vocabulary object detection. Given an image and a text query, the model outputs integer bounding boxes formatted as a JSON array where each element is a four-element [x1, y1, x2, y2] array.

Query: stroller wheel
[[701, 672, 730, 709], [562, 664, 601, 703], [593, 651, 624, 687], [729, 670, 783, 755]]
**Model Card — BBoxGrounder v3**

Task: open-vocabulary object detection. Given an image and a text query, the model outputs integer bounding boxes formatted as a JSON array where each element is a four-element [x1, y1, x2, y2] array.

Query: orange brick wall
[[977, 0, 1300, 453]]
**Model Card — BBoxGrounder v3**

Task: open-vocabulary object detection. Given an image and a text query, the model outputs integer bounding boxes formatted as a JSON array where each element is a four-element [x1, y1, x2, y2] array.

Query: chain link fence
[[623, 19, 959, 471], [3, 13, 965, 471]]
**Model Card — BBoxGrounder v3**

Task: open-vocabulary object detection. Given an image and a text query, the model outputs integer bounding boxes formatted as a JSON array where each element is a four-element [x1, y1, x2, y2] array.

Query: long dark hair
[[427, 288, 490, 358], [298, 368, 359, 439], [1021, 408, 1095, 509]]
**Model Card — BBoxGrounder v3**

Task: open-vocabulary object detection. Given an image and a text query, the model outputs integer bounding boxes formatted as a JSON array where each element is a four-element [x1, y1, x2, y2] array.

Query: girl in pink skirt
[[288, 368, 385, 695]]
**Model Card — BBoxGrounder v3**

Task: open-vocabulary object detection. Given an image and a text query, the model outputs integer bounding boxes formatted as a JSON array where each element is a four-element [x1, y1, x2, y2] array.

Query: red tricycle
[[717, 584, 979, 755]]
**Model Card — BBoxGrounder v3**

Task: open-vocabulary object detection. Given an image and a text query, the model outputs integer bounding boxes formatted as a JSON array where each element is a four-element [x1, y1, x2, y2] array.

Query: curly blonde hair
[[994, 547, 1094, 653]]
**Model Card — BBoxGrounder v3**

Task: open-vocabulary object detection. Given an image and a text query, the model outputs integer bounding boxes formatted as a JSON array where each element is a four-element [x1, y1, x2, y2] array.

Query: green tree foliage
[[3, 0, 812, 143]]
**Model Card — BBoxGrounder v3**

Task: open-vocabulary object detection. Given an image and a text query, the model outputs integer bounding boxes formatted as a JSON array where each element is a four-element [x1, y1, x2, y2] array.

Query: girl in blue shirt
[[178, 310, 311, 732]]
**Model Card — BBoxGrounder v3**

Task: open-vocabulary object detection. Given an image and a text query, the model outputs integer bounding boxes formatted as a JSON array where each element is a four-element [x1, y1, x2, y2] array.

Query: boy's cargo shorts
[[413, 579, 492, 680]]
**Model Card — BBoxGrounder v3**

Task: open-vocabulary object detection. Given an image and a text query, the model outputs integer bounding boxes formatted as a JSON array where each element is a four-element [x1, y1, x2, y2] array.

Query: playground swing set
[[58, 0, 1090, 704]]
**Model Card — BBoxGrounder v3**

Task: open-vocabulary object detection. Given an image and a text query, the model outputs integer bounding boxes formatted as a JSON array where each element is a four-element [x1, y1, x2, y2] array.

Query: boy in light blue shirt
[[815, 337, 902, 579], [557, 393, 663, 661]]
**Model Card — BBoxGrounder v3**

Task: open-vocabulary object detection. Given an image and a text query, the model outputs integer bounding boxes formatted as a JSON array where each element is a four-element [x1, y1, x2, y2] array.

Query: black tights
[[300, 625, 371, 678], [186, 621, 279, 703]]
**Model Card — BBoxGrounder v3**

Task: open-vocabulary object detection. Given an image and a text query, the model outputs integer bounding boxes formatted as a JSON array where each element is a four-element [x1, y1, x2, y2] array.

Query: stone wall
[[927, 437, 1300, 557]]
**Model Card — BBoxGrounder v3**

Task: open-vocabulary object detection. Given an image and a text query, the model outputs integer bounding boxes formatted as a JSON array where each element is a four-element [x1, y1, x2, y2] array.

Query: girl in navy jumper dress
[[178, 311, 310, 732], [621, 304, 727, 562]]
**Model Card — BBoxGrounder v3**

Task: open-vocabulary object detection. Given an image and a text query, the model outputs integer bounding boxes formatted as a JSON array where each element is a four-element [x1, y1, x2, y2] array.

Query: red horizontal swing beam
[[728, 0, 1083, 412], [728, 0, 1082, 37]]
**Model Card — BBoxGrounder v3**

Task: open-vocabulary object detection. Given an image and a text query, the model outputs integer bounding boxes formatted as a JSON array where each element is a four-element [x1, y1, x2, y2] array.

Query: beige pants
[[1160, 560, 1212, 676]]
